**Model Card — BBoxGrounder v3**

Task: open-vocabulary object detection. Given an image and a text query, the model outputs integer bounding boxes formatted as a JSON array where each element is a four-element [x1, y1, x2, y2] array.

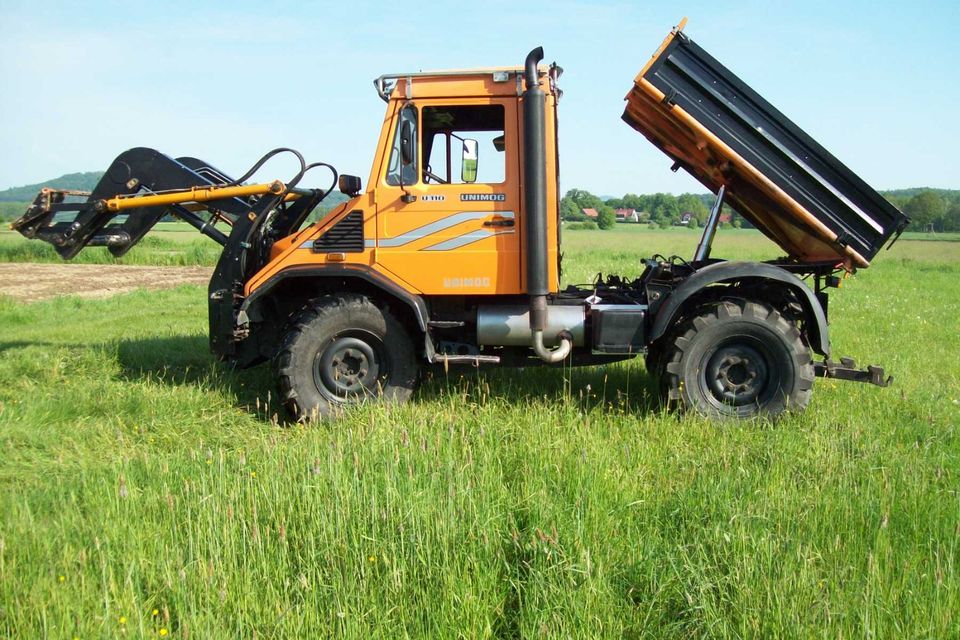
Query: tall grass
[[0, 230, 958, 637]]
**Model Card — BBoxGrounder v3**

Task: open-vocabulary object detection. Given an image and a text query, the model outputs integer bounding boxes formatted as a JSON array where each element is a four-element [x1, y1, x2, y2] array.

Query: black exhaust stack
[[522, 46, 571, 362], [523, 47, 548, 330]]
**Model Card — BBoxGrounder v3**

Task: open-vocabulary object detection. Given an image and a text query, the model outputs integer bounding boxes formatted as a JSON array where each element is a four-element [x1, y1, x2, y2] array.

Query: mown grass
[[0, 228, 958, 637]]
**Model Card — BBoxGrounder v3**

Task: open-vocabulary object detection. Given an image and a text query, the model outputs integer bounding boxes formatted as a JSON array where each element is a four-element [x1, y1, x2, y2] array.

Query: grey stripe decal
[[377, 210, 514, 247], [421, 229, 514, 252], [300, 210, 515, 250]]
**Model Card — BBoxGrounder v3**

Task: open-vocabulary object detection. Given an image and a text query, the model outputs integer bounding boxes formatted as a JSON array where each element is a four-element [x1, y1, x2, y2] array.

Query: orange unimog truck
[[14, 21, 908, 420]]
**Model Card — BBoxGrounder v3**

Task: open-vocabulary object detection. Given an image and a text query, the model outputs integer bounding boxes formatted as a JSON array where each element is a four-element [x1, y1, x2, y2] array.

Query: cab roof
[[375, 65, 551, 101]]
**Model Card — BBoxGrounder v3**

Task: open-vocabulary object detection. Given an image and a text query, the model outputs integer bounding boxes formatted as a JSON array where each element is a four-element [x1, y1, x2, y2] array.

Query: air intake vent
[[312, 210, 364, 253]]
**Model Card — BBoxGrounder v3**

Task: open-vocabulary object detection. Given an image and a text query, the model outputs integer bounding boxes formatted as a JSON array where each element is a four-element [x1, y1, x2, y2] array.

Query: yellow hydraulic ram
[[97, 180, 300, 213]]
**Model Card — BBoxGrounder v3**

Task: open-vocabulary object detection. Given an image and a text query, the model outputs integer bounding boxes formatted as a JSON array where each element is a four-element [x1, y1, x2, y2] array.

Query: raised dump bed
[[623, 20, 909, 268]]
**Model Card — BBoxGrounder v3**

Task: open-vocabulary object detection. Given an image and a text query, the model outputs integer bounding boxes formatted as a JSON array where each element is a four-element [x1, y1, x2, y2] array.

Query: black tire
[[660, 300, 815, 418], [274, 294, 419, 421], [644, 340, 665, 377]]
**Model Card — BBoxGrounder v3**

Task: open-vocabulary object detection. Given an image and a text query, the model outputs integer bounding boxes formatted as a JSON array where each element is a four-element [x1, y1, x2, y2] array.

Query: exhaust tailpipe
[[523, 46, 572, 363]]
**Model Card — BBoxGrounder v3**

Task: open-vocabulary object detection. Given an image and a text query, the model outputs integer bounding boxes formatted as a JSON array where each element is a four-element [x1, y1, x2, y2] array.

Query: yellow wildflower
[[119, 616, 127, 625], [159, 629, 168, 637], [250, 471, 257, 478], [152, 608, 159, 617], [58, 575, 65, 583], [367, 555, 377, 564]]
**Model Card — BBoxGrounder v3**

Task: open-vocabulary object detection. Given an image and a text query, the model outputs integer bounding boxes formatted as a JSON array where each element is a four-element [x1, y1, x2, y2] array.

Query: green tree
[[597, 206, 617, 230], [648, 193, 680, 224], [942, 203, 960, 232], [564, 188, 604, 211], [560, 196, 585, 221], [677, 193, 709, 224], [904, 191, 946, 230], [621, 193, 645, 211]]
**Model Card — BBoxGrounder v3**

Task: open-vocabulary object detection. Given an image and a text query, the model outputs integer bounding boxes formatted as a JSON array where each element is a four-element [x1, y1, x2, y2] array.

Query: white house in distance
[[579, 207, 640, 222]]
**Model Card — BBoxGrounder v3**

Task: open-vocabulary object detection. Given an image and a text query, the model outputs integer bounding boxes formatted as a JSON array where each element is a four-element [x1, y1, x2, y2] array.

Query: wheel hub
[[706, 345, 768, 405], [315, 336, 382, 397]]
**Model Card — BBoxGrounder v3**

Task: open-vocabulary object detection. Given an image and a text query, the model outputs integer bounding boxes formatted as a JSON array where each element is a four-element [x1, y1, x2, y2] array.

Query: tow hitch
[[814, 357, 893, 387]]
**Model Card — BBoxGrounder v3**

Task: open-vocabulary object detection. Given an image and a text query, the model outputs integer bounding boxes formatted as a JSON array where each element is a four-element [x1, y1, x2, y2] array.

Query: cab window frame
[[385, 103, 419, 187], [421, 104, 506, 186]]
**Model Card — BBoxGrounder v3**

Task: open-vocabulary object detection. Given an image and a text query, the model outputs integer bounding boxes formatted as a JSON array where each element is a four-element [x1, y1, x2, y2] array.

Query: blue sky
[[1, 0, 958, 195]]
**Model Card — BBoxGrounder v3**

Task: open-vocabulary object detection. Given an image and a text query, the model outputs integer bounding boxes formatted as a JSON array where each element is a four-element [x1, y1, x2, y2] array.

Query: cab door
[[374, 98, 522, 295]]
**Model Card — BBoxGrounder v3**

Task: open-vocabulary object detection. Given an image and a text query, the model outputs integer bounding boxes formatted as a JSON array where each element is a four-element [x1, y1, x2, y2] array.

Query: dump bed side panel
[[624, 28, 909, 267]]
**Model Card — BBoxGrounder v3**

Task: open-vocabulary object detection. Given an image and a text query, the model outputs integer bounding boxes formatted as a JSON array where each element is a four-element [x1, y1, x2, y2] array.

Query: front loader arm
[[11, 147, 322, 259], [11, 146, 339, 360]]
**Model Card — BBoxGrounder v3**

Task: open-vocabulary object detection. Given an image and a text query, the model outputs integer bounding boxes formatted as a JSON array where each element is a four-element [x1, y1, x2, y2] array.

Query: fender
[[240, 264, 430, 332], [227, 265, 434, 369], [649, 261, 831, 356]]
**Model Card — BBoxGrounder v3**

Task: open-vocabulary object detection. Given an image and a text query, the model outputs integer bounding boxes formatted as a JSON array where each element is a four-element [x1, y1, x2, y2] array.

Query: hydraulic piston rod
[[100, 180, 291, 212]]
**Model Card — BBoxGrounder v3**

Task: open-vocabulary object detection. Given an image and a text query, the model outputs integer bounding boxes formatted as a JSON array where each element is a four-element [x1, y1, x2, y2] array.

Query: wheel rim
[[313, 332, 388, 401], [700, 337, 779, 410]]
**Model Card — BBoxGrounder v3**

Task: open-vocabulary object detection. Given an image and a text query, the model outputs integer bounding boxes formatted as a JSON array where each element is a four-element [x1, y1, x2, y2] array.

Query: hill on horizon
[[0, 172, 105, 202], [0, 171, 352, 206]]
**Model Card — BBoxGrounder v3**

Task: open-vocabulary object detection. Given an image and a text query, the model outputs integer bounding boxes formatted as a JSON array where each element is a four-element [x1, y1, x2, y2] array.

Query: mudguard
[[649, 261, 831, 356]]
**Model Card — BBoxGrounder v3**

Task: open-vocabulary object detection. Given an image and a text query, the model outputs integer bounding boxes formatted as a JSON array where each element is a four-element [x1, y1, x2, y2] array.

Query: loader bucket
[[11, 148, 250, 259]]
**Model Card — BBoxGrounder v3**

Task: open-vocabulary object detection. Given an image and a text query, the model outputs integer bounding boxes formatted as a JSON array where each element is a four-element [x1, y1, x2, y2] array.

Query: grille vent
[[312, 210, 364, 253]]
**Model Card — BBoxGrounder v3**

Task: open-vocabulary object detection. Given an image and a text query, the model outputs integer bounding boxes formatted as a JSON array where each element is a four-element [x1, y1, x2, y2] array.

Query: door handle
[[483, 218, 515, 228]]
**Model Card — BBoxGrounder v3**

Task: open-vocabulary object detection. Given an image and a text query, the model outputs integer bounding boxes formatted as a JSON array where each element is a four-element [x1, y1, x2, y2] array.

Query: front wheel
[[274, 294, 419, 421], [660, 300, 815, 419]]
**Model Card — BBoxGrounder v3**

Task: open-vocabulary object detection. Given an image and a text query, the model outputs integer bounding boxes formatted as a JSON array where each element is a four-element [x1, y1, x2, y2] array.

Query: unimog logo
[[461, 193, 506, 202], [443, 277, 491, 289]]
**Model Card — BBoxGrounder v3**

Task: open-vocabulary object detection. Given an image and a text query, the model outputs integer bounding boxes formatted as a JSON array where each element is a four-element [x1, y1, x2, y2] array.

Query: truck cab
[[247, 64, 563, 299]]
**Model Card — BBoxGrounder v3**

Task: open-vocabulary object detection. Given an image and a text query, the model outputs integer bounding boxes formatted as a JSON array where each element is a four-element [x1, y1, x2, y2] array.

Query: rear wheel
[[660, 300, 814, 418], [274, 294, 419, 421]]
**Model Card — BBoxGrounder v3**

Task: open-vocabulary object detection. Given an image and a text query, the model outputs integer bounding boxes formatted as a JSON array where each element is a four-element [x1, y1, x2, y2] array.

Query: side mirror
[[400, 121, 415, 165], [338, 174, 362, 197], [461, 138, 478, 183]]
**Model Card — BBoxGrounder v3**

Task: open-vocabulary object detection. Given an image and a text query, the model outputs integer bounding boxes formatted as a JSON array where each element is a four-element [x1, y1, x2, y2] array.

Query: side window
[[422, 105, 505, 185], [385, 105, 418, 186]]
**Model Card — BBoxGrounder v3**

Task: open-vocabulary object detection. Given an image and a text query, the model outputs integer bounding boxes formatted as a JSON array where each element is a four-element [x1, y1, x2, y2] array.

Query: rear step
[[10, 148, 280, 259]]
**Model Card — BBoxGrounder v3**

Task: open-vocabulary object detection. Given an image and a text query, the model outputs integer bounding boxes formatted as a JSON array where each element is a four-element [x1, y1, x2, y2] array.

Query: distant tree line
[[884, 189, 960, 232], [560, 189, 744, 230], [561, 187, 960, 233]]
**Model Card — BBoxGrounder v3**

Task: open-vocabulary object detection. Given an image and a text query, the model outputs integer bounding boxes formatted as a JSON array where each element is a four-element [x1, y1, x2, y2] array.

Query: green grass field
[[0, 225, 958, 637]]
